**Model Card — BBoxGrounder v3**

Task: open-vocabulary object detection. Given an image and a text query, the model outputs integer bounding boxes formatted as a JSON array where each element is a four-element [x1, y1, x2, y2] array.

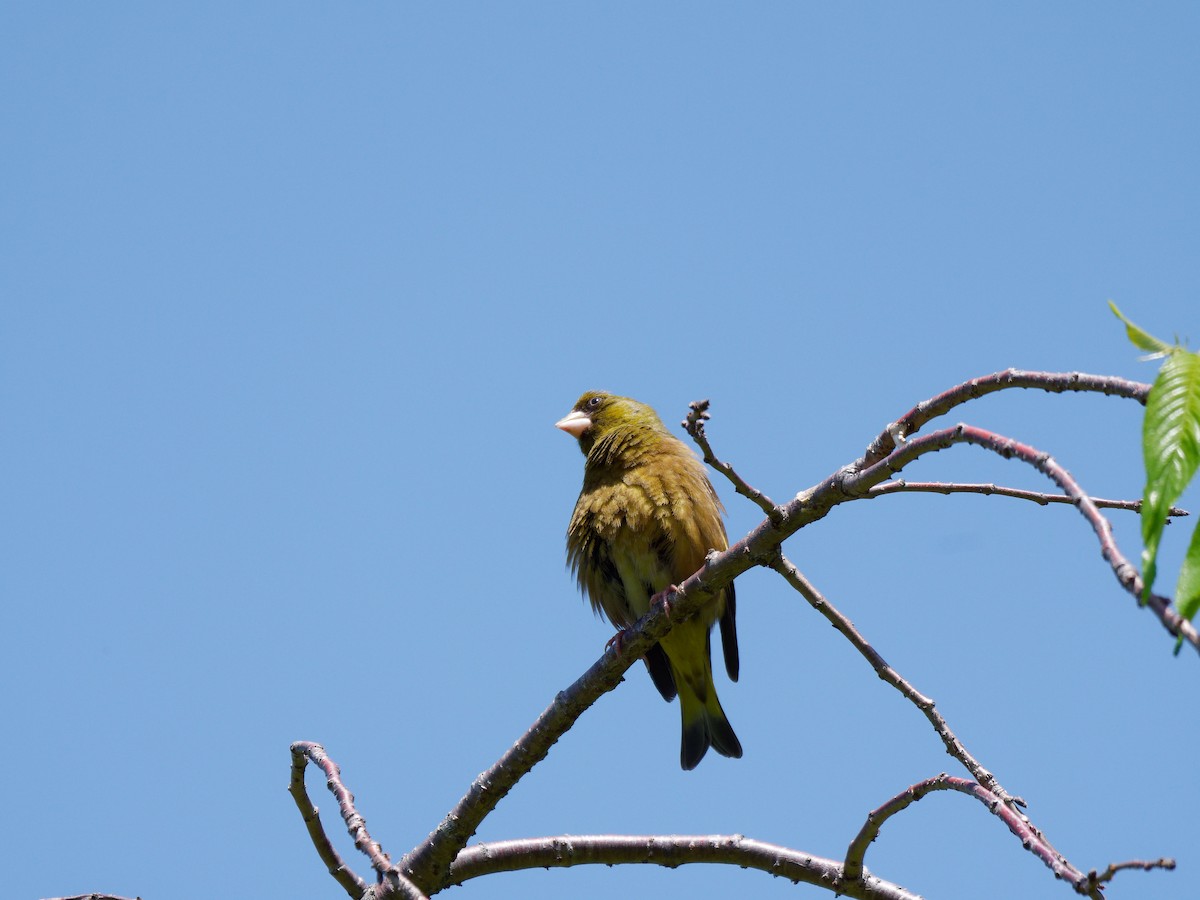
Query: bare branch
[[288, 741, 375, 897], [289, 743, 435, 899], [295, 736, 919, 899], [861, 370, 1151, 466], [852, 423, 1200, 653], [769, 555, 1013, 802], [1085, 857, 1177, 888], [867, 479, 1189, 517], [399, 584, 707, 888], [374, 872, 432, 900], [683, 399, 781, 522], [842, 775, 1098, 897], [447, 834, 921, 900], [40, 895, 143, 900]]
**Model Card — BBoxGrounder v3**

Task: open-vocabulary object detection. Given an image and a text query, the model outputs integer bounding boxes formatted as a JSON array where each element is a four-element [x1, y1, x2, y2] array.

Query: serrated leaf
[[1176, 521, 1200, 623], [1141, 349, 1200, 600], [1110, 300, 1173, 355]]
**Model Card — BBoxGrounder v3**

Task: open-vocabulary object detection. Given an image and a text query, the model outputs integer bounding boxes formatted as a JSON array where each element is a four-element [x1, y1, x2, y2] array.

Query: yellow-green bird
[[556, 390, 741, 770]]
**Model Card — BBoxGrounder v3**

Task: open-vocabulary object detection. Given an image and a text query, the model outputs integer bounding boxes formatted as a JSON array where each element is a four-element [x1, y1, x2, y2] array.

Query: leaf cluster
[[1111, 302, 1200, 629]]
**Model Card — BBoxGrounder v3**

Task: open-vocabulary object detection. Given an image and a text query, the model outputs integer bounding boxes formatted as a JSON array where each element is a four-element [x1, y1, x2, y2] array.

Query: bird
[[556, 390, 741, 769]]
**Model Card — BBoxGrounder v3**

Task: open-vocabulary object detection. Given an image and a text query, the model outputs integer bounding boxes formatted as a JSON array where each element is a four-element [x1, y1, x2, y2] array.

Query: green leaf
[[1176, 520, 1200, 623], [1110, 300, 1173, 356], [1141, 349, 1200, 601]]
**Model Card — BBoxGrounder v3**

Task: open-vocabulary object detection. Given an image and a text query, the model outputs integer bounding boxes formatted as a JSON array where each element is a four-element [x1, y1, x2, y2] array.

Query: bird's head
[[555, 391, 667, 458]]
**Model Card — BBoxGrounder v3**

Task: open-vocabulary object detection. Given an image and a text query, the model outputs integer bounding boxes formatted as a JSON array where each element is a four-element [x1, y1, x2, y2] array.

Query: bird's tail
[[679, 676, 742, 770]]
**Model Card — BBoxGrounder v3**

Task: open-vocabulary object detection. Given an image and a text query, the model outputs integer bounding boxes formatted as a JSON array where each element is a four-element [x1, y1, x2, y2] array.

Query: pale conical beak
[[555, 409, 591, 438]]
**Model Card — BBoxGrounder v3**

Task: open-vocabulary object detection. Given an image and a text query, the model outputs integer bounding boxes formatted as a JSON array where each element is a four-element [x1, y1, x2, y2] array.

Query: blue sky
[[3, 4, 1198, 899]]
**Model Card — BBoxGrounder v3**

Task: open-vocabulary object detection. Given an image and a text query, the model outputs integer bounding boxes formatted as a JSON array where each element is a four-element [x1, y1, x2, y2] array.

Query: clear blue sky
[[3, 5, 1197, 899]]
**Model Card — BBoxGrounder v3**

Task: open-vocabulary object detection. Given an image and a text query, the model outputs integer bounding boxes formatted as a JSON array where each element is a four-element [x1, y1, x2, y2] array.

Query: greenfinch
[[557, 391, 741, 770]]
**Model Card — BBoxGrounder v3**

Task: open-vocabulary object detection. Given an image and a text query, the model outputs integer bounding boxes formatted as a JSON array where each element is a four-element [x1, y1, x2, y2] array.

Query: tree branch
[[290, 742, 434, 900], [768, 557, 1100, 895], [446, 834, 921, 900], [373, 872, 432, 900], [398, 581, 715, 888], [861, 370, 1150, 467], [842, 774, 1097, 896], [853, 423, 1199, 653], [867, 479, 1188, 517], [683, 398, 781, 522], [769, 555, 1013, 802], [288, 741, 376, 897], [1084, 857, 1176, 889]]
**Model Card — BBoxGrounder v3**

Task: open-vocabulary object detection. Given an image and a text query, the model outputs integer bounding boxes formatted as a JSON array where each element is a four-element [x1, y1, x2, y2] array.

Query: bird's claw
[[606, 629, 631, 654], [606, 584, 680, 655], [650, 585, 681, 618]]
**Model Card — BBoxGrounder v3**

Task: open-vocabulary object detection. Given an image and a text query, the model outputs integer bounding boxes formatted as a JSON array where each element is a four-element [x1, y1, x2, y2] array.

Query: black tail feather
[[681, 716, 710, 770], [719, 582, 739, 682], [644, 642, 677, 701], [708, 709, 742, 759]]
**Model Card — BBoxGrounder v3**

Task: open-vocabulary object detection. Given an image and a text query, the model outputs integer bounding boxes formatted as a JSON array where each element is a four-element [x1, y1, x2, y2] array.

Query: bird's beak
[[555, 409, 591, 438]]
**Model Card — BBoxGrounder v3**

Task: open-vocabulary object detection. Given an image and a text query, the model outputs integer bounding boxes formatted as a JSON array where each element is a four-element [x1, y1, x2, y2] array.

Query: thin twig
[[769, 555, 1011, 802], [684, 399, 782, 522], [288, 741, 375, 897], [867, 480, 1188, 517], [861, 370, 1150, 466], [842, 774, 1096, 896], [288, 743, 436, 900], [1085, 857, 1177, 888], [446, 834, 921, 900], [852, 424, 1199, 653]]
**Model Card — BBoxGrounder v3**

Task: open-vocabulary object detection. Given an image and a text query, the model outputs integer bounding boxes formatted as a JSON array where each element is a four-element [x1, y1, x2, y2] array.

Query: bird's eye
[[587, 396, 602, 409]]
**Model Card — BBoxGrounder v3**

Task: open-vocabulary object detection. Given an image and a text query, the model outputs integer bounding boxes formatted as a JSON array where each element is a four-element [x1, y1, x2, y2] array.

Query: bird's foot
[[650, 585, 681, 618], [606, 629, 633, 654]]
